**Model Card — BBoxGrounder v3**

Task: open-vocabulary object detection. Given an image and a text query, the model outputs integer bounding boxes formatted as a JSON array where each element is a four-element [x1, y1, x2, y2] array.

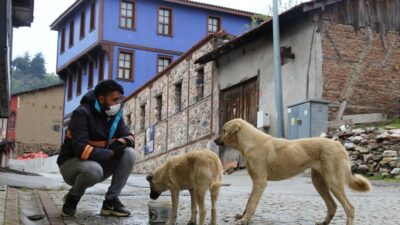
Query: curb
[[5, 187, 19, 225], [37, 191, 64, 225]]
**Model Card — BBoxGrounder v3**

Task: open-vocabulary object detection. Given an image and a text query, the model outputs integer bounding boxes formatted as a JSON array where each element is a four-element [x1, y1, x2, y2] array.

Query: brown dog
[[146, 149, 230, 225], [214, 118, 372, 225]]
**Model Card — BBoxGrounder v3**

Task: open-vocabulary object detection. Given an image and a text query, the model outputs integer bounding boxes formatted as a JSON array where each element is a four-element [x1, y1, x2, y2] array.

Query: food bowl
[[147, 200, 172, 225]]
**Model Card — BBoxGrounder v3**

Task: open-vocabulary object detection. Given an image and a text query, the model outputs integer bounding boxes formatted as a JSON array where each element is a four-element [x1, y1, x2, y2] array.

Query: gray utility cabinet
[[287, 99, 329, 140]]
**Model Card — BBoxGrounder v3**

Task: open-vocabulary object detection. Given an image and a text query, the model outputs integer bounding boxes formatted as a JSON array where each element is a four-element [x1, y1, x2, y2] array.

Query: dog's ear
[[146, 173, 153, 182], [228, 122, 241, 135]]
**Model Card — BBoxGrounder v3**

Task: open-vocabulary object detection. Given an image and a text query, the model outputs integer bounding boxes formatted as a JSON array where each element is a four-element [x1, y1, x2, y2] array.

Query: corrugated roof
[[50, 0, 254, 30]]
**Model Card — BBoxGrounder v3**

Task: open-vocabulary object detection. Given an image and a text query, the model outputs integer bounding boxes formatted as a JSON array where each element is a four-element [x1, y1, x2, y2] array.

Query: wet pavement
[[45, 173, 400, 225]]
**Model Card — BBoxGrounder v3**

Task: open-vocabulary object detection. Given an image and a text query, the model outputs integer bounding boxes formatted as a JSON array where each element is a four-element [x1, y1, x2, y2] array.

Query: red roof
[[50, 0, 254, 30], [124, 31, 233, 101]]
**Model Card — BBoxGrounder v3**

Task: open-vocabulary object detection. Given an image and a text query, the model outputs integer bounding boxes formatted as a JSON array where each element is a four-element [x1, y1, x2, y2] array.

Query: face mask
[[105, 103, 121, 116]]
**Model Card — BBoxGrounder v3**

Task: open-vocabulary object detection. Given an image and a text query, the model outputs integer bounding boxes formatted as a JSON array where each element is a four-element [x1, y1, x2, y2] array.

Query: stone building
[[12, 84, 64, 155], [123, 33, 231, 173]]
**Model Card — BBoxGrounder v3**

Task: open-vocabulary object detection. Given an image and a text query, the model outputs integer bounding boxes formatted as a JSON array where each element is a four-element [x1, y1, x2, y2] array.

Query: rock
[[382, 150, 398, 157], [356, 146, 369, 153], [375, 132, 389, 141], [372, 154, 383, 161], [389, 160, 398, 167], [350, 136, 364, 144], [390, 129, 400, 135], [390, 168, 400, 175], [381, 172, 391, 177], [381, 157, 397, 164], [344, 142, 355, 151], [352, 128, 365, 135], [363, 153, 374, 162]]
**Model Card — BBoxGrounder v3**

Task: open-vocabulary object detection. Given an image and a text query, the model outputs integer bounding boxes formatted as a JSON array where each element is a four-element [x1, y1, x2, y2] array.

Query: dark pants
[[60, 147, 136, 200]]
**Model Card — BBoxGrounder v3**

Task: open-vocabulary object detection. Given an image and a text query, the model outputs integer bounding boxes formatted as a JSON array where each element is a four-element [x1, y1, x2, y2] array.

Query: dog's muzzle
[[150, 191, 161, 200], [214, 137, 224, 146]]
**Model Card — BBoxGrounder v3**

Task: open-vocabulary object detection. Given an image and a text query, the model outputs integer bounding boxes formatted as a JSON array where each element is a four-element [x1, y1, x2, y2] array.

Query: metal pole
[[273, 0, 285, 138]]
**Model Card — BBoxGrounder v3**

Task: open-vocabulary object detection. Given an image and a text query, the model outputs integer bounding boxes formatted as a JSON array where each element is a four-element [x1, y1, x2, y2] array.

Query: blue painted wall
[[57, 0, 251, 118], [103, 0, 250, 51], [57, 0, 100, 68]]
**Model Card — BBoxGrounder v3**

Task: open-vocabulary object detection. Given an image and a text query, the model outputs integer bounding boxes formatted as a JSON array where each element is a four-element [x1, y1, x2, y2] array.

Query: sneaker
[[61, 194, 80, 217], [100, 198, 131, 217]]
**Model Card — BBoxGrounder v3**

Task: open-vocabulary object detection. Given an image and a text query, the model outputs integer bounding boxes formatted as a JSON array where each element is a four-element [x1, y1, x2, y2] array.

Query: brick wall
[[322, 21, 400, 120]]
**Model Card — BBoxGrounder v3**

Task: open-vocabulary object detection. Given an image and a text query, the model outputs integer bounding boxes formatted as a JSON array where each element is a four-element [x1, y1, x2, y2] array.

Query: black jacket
[[57, 91, 134, 167]]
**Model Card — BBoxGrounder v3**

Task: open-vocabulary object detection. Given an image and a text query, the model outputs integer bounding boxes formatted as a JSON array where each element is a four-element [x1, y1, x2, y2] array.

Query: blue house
[[50, 0, 252, 129]]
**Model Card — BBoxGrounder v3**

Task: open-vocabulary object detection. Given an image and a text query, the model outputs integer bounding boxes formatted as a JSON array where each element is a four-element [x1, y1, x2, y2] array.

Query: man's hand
[[109, 140, 126, 159], [117, 138, 127, 145]]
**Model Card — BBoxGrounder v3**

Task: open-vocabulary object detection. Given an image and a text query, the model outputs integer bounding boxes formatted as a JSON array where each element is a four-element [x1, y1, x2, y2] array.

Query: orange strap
[[80, 144, 94, 160]]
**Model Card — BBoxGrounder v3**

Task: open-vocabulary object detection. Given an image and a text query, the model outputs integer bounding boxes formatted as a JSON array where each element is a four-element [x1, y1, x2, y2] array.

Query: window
[[88, 61, 94, 88], [126, 113, 132, 128], [208, 16, 221, 33], [118, 51, 134, 80], [140, 104, 146, 130], [60, 28, 66, 53], [80, 10, 86, 39], [69, 20, 74, 48], [196, 68, 205, 102], [90, 2, 96, 31], [155, 95, 162, 122], [157, 56, 172, 73], [158, 7, 172, 36], [120, 0, 135, 29], [9, 112, 16, 129], [68, 75, 73, 100], [174, 82, 182, 112], [77, 68, 82, 96], [98, 54, 104, 81]]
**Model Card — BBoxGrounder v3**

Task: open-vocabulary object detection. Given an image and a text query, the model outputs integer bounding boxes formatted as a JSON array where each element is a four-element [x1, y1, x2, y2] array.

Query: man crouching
[[57, 80, 136, 217]]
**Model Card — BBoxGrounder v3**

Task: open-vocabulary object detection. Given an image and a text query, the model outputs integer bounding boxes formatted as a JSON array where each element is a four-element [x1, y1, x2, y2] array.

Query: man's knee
[[81, 162, 103, 184], [122, 147, 136, 166]]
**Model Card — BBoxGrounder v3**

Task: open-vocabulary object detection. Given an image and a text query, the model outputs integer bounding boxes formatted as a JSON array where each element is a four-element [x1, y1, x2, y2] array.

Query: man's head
[[94, 80, 124, 114]]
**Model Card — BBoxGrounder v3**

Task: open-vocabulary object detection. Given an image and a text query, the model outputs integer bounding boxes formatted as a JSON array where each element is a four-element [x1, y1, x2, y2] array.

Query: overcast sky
[[12, 0, 305, 73]]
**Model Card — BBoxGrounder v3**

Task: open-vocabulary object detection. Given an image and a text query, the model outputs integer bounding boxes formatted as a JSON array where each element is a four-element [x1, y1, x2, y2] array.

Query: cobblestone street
[[47, 173, 400, 225]]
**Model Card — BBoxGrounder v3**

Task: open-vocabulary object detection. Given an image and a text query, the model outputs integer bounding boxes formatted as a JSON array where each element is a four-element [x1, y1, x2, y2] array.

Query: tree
[[11, 52, 30, 78], [10, 52, 62, 94], [30, 52, 46, 78]]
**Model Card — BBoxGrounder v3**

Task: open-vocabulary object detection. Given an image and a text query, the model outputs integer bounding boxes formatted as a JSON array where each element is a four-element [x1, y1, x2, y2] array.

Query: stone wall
[[325, 126, 400, 178], [322, 22, 400, 120], [123, 36, 223, 173]]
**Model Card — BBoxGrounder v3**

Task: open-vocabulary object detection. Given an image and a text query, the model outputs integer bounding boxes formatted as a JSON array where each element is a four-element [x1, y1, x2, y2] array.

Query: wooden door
[[219, 77, 259, 167]]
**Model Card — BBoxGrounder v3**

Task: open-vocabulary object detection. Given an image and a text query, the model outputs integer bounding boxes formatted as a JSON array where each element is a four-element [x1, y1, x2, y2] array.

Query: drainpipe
[[273, 0, 285, 138]]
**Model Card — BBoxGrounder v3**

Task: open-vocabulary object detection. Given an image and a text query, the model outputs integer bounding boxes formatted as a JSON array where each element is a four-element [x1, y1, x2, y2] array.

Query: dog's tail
[[348, 174, 372, 192], [210, 181, 231, 190]]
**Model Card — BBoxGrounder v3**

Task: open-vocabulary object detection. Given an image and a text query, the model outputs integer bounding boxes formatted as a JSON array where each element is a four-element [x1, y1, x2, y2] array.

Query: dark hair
[[94, 80, 124, 97]]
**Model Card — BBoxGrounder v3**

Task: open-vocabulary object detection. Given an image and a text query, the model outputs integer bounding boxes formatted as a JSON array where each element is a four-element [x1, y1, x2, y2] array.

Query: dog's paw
[[235, 213, 244, 220], [235, 219, 249, 225], [187, 220, 196, 225], [315, 222, 328, 225]]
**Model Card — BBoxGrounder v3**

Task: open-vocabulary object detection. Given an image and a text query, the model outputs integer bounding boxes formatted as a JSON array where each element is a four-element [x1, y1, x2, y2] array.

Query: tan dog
[[146, 149, 230, 225], [214, 118, 372, 225]]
